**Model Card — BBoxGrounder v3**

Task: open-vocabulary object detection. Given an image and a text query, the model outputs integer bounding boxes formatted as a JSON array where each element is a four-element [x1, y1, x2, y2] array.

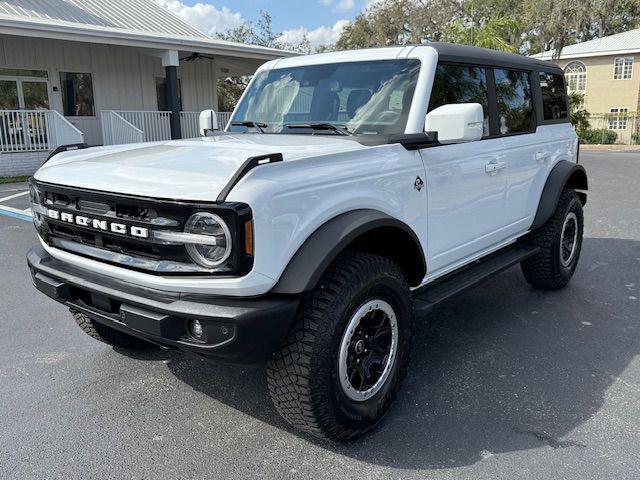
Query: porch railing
[[0, 110, 84, 152], [102, 111, 232, 145], [101, 111, 144, 145]]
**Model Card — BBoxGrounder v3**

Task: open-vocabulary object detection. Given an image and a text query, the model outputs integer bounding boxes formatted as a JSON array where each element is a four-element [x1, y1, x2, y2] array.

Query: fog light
[[189, 319, 204, 339]]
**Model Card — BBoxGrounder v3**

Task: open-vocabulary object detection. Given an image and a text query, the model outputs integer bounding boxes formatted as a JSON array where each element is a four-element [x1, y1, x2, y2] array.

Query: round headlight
[[184, 212, 232, 268]]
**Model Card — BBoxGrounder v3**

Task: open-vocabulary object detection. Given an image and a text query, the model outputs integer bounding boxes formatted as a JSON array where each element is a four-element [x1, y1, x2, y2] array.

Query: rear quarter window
[[539, 72, 568, 121], [494, 68, 534, 135]]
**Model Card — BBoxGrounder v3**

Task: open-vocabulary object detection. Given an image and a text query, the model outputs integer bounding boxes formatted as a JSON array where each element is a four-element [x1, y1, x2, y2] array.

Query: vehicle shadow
[[164, 237, 639, 469]]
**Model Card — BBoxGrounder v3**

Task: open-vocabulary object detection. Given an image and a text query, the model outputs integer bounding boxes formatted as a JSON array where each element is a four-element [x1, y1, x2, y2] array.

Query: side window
[[428, 64, 490, 137], [539, 72, 568, 121], [494, 69, 534, 135], [60, 72, 95, 116]]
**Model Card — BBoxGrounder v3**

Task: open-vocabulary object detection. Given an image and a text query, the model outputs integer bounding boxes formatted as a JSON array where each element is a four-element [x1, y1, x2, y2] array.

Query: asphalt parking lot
[[0, 151, 638, 479]]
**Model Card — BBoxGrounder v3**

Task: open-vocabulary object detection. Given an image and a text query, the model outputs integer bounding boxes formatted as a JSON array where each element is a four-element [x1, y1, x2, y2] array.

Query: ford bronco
[[27, 43, 587, 441]]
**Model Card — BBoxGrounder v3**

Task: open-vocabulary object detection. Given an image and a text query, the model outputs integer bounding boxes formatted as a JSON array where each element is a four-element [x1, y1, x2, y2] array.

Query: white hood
[[34, 134, 367, 201]]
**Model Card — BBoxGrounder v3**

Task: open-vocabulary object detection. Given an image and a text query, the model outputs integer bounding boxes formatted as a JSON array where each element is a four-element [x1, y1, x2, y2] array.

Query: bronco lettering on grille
[[46, 209, 149, 239]]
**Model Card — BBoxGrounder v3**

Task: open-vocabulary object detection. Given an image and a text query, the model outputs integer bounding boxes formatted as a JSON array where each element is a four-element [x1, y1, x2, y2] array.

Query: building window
[[428, 64, 490, 136], [539, 72, 568, 121], [0, 68, 48, 78], [155, 77, 182, 111], [494, 68, 534, 135], [60, 72, 95, 116], [613, 57, 633, 80], [564, 61, 587, 92], [608, 108, 629, 130]]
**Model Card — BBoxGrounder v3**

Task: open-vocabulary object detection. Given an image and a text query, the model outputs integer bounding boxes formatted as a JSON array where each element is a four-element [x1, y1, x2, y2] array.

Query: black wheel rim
[[338, 300, 398, 402], [560, 212, 578, 267]]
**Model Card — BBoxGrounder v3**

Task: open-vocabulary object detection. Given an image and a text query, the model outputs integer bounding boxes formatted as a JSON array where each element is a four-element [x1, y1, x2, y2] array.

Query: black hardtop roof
[[422, 42, 563, 74]]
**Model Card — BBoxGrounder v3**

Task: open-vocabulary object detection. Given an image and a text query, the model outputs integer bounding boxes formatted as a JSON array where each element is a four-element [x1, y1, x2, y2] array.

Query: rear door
[[492, 68, 544, 235]]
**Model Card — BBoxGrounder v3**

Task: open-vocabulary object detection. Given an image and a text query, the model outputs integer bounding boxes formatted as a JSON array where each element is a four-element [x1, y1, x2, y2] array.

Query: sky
[[154, 0, 370, 48]]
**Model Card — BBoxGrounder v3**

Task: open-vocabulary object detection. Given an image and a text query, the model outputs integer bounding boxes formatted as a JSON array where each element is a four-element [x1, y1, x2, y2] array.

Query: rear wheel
[[72, 311, 155, 349], [266, 252, 413, 441], [520, 188, 584, 289]]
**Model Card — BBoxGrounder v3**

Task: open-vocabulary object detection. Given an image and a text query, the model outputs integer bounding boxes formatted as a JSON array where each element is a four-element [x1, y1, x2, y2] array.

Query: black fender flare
[[271, 209, 426, 294], [531, 160, 588, 230]]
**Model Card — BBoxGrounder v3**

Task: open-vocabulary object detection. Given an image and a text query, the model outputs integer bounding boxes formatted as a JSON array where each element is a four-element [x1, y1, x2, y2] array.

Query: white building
[[0, 0, 294, 176]]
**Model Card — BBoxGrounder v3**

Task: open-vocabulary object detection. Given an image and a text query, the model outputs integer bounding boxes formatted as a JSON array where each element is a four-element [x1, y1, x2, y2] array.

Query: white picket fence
[[0, 110, 84, 152], [102, 111, 233, 145], [101, 111, 144, 145]]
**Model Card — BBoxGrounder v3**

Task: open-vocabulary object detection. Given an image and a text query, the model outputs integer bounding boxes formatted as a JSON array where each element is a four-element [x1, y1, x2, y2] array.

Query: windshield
[[228, 59, 421, 136]]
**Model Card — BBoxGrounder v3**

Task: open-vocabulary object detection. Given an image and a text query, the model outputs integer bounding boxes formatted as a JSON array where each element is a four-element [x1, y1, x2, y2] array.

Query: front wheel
[[520, 188, 584, 289], [266, 252, 413, 441]]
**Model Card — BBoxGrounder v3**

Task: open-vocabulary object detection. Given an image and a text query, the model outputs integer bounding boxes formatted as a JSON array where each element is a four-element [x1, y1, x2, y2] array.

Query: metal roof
[[0, 0, 295, 60], [0, 0, 208, 38], [531, 28, 640, 60]]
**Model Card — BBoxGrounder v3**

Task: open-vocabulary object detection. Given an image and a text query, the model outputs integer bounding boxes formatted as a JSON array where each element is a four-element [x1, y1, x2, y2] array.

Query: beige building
[[533, 28, 640, 143]]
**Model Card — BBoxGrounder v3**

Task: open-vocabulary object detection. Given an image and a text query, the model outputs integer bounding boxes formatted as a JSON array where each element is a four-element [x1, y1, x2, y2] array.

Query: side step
[[412, 244, 539, 317]]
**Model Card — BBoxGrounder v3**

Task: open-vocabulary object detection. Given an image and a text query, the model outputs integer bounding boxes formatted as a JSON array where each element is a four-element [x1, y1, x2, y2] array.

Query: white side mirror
[[199, 109, 219, 136], [425, 103, 484, 144]]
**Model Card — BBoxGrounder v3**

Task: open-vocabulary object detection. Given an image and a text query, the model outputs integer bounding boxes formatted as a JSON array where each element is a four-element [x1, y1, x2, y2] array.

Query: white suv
[[27, 43, 587, 441]]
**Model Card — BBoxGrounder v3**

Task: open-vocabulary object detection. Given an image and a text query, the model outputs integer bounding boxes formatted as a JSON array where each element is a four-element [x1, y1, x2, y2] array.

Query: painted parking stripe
[[0, 190, 29, 203], [0, 204, 32, 221]]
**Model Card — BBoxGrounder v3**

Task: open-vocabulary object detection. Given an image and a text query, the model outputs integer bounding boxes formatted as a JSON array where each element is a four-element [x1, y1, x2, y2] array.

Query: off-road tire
[[520, 188, 584, 289], [72, 311, 155, 349], [266, 252, 413, 442]]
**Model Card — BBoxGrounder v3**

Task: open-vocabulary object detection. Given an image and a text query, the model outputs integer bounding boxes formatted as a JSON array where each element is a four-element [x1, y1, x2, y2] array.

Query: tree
[[331, 0, 640, 57], [523, 0, 640, 58], [442, 1, 521, 52], [215, 11, 310, 111], [217, 10, 310, 53], [334, 0, 464, 50], [568, 91, 590, 130]]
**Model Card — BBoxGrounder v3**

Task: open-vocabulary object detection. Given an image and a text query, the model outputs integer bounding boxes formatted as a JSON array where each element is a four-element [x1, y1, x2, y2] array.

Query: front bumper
[[27, 246, 299, 364]]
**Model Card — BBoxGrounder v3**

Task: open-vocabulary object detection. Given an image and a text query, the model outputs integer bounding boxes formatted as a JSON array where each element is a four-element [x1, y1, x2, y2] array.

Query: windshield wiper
[[284, 123, 352, 136], [230, 120, 266, 133]]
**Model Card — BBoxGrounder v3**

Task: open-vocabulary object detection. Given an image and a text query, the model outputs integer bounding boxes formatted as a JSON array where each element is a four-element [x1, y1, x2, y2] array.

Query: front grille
[[30, 181, 251, 275]]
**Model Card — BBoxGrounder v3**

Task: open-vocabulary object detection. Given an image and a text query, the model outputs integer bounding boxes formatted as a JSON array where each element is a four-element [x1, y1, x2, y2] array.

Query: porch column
[[162, 50, 181, 140]]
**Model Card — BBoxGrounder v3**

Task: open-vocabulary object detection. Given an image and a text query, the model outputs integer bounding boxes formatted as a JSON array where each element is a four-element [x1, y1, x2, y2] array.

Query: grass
[[0, 175, 30, 184]]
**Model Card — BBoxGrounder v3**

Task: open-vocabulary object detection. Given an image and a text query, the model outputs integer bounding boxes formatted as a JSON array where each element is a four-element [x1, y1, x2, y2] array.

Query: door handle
[[535, 151, 550, 163], [485, 161, 507, 174]]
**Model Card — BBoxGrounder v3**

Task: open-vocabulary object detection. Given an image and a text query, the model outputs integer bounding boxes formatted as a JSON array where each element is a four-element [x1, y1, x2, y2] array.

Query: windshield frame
[[226, 57, 428, 137]]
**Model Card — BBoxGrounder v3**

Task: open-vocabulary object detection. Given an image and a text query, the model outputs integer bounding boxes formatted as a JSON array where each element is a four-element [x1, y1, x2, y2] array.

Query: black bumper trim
[[27, 246, 299, 364]]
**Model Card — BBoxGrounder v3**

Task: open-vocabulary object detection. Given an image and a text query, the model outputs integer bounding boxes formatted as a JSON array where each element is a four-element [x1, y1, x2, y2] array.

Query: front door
[[0, 77, 50, 149], [420, 63, 508, 276], [420, 141, 507, 275]]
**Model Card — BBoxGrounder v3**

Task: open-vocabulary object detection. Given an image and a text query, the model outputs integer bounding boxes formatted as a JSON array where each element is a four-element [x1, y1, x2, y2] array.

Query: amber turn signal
[[244, 220, 254, 255]]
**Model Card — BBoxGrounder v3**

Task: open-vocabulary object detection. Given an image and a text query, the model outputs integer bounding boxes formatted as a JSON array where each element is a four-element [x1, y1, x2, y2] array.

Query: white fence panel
[[101, 111, 144, 145], [180, 112, 199, 139], [217, 112, 233, 130], [48, 111, 84, 148], [102, 111, 233, 145], [117, 111, 171, 142], [0, 110, 83, 152], [181, 112, 232, 139]]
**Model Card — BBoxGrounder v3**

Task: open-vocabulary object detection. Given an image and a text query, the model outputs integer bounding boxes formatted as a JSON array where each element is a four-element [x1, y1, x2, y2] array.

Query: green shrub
[[577, 128, 618, 145], [631, 132, 640, 145]]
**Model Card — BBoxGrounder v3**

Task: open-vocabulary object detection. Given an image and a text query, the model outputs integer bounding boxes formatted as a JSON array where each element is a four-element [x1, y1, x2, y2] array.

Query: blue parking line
[[0, 209, 32, 222]]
